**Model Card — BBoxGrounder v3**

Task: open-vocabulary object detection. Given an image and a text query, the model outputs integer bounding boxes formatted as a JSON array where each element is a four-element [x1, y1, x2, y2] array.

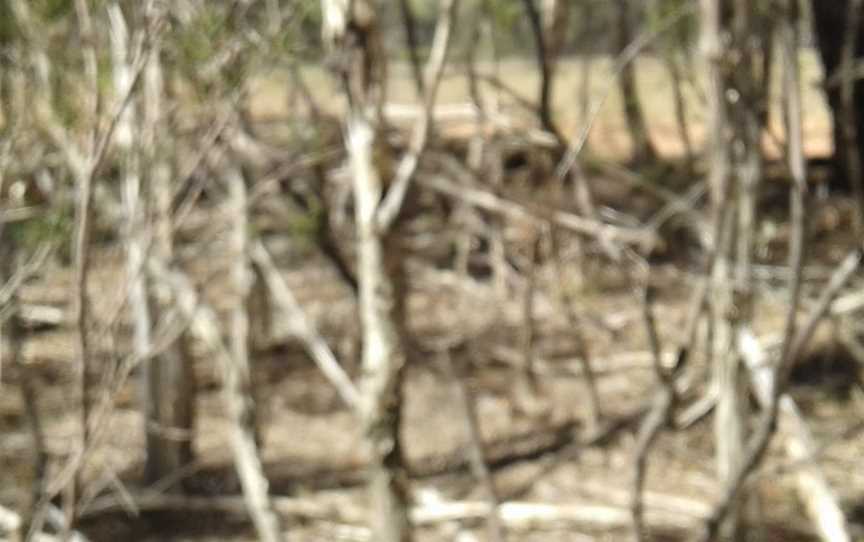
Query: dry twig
[[701, 247, 861, 541], [630, 286, 681, 542], [249, 239, 360, 410]]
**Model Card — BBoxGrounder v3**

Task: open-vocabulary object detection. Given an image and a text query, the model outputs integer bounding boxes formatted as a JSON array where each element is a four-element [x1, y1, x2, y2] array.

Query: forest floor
[[3, 53, 864, 541]]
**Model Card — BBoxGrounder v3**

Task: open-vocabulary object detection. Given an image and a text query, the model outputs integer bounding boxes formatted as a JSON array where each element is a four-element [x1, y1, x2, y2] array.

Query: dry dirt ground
[[2, 53, 864, 541]]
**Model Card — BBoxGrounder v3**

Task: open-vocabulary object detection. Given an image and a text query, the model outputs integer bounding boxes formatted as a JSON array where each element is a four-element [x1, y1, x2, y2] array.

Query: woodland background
[[2, 1, 864, 541]]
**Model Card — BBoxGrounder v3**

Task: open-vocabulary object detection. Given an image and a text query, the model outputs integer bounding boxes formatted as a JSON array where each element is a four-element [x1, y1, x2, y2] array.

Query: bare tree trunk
[[67, 0, 101, 526], [110, 4, 187, 488], [733, 0, 764, 293], [109, 7, 147, 485], [615, 0, 658, 164], [13, 0, 144, 527], [702, 1, 770, 538], [139, 3, 195, 484], [147, 243, 286, 542], [701, 0, 744, 538], [322, 1, 458, 539], [224, 164, 286, 542], [754, 4, 850, 541], [810, 0, 864, 204], [349, 114, 414, 542], [326, 6, 413, 532]]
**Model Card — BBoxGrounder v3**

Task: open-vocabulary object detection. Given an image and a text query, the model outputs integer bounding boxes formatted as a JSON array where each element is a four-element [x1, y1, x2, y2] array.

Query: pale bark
[[702, 249, 862, 540], [322, 1, 459, 539], [67, 0, 104, 525], [249, 240, 360, 410], [701, 0, 745, 536], [323, 0, 414, 536], [150, 240, 285, 541], [376, 0, 459, 231], [224, 165, 286, 542], [10, 0, 147, 520], [737, 330, 850, 542], [109, 9, 144, 470], [715, 4, 851, 541], [140, 12, 196, 484], [348, 114, 413, 542]]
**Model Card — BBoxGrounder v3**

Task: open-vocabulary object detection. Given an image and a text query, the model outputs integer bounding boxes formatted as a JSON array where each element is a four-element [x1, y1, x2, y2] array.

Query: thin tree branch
[[376, 0, 460, 231], [419, 168, 658, 249], [701, 247, 862, 541], [248, 239, 360, 410]]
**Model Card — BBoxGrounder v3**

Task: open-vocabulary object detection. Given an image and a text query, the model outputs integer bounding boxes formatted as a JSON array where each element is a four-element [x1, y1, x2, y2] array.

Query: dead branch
[[223, 164, 286, 542], [631, 286, 680, 542], [701, 247, 861, 541], [490, 345, 676, 377], [514, 229, 544, 415], [171, 98, 242, 231], [737, 329, 850, 542], [248, 239, 360, 410], [441, 348, 506, 541], [548, 228, 602, 429], [150, 255, 285, 541], [376, 0, 460, 231], [418, 172, 658, 250]]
